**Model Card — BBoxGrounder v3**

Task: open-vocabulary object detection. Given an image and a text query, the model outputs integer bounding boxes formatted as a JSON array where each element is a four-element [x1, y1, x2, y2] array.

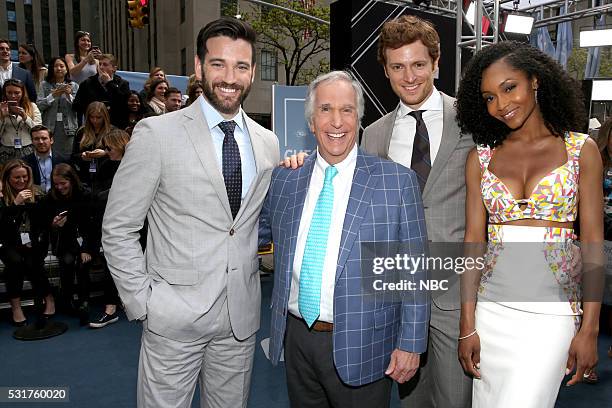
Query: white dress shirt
[[289, 144, 357, 323], [0, 62, 13, 88], [388, 88, 444, 169], [198, 96, 256, 200]]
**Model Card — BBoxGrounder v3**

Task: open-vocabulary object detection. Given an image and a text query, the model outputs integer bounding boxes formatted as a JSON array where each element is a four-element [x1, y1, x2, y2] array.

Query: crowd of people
[[1, 14, 611, 408], [0, 31, 199, 329]]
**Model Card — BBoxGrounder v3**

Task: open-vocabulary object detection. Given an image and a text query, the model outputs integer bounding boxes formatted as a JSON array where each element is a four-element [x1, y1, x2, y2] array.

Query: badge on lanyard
[[14, 138, 22, 149], [56, 112, 63, 122], [89, 159, 97, 173], [20, 232, 31, 245]]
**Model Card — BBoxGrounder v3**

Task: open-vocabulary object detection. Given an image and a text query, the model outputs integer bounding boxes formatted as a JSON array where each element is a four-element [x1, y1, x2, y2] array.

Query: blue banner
[[272, 85, 316, 158], [116, 71, 190, 94]]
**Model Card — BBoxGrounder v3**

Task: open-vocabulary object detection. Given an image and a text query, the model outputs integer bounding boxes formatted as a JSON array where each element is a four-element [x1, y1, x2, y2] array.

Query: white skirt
[[473, 301, 575, 408]]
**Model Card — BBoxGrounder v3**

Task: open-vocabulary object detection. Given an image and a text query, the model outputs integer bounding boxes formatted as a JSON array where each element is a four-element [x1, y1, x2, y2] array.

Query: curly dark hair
[[455, 41, 587, 148]]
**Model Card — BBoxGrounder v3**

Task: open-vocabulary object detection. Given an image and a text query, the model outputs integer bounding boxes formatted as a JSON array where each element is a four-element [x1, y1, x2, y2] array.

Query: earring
[[534, 88, 538, 103]]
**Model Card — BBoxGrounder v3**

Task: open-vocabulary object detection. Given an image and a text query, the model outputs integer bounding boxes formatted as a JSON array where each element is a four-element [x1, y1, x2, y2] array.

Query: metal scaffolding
[[386, 0, 611, 91]]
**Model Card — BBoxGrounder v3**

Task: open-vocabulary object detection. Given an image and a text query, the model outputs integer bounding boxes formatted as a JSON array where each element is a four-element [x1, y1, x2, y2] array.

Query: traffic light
[[127, 0, 149, 29]]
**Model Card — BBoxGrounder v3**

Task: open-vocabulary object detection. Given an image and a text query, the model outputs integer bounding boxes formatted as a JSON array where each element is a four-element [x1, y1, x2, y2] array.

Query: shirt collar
[[0, 62, 13, 73], [315, 143, 358, 175], [398, 86, 443, 117], [199, 95, 246, 134], [36, 151, 52, 161]]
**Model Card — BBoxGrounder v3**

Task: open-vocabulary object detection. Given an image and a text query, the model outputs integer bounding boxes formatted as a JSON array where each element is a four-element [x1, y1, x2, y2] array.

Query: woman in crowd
[[0, 79, 42, 164], [125, 90, 146, 136], [144, 78, 169, 116], [37, 57, 79, 157], [456, 41, 602, 407], [84, 128, 129, 328], [18, 43, 47, 97], [44, 163, 95, 324], [65, 31, 99, 84], [139, 66, 166, 102], [0, 159, 54, 325], [72, 101, 111, 187], [186, 80, 204, 106]]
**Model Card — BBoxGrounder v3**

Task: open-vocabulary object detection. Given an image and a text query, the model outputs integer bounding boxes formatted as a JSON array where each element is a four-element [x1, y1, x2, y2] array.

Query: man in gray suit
[[361, 15, 473, 408], [102, 18, 279, 408]]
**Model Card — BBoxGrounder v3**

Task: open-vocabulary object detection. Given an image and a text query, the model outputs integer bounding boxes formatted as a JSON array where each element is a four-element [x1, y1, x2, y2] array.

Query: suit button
[[229, 228, 235, 236]]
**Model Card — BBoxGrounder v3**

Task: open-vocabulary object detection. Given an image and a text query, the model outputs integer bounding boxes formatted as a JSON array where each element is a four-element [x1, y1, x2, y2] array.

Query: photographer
[[0, 78, 42, 165], [37, 57, 79, 157], [65, 31, 99, 85]]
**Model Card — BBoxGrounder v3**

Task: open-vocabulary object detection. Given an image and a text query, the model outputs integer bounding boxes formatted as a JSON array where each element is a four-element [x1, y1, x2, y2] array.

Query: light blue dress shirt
[[198, 96, 256, 200], [36, 153, 53, 192]]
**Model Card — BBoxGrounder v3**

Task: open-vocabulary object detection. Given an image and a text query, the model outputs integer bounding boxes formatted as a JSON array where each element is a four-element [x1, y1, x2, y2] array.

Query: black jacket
[[73, 73, 130, 129], [23, 151, 71, 188], [42, 188, 97, 255]]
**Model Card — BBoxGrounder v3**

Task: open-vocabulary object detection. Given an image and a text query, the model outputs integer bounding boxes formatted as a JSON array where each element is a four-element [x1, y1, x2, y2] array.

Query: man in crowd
[[260, 71, 429, 407], [73, 53, 130, 128], [163, 87, 182, 113], [23, 125, 70, 192], [102, 17, 279, 408], [361, 15, 474, 408], [0, 39, 37, 101]]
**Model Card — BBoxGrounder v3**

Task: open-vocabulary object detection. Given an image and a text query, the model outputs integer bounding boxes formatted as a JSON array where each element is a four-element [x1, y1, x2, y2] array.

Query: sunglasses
[[76, 31, 91, 37], [4, 78, 23, 85]]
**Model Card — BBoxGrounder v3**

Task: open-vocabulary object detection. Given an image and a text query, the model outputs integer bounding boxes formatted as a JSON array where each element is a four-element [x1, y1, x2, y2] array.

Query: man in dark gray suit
[[0, 39, 37, 101], [361, 15, 473, 408]]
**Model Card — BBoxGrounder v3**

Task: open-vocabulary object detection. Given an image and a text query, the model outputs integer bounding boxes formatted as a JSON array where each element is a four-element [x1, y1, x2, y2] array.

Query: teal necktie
[[299, 165, 338, 327]]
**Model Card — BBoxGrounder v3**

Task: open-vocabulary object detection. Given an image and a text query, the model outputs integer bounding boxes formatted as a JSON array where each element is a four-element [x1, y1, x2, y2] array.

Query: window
[[181, 48, 187, 76], [180, 0, 186, 23], [260, 50, 278, 81], [8, 30, 17, 42], [7, 10, 16, 22]]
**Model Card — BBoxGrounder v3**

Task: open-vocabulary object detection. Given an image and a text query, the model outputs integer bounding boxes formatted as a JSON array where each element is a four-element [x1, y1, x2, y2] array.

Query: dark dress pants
[[284, 313, 392, 408]]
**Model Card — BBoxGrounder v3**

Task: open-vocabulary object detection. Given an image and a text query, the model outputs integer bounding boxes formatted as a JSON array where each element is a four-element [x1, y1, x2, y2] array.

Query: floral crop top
[[477, 131, 588, 224]]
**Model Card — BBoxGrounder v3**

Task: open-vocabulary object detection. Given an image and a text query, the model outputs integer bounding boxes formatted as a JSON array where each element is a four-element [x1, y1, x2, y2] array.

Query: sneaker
[[89, 312, 119, 328]]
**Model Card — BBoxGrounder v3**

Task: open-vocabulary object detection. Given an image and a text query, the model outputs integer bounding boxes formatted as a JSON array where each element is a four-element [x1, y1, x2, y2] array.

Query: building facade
[[0, 0, 99, 62]]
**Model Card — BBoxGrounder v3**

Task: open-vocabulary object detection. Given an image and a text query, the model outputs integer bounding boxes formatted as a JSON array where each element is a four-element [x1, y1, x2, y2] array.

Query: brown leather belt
[[290, 313, 333, 332]]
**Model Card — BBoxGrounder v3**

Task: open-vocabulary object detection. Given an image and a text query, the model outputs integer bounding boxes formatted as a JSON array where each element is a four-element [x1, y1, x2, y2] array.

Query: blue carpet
[[0, 278, 610, 407]]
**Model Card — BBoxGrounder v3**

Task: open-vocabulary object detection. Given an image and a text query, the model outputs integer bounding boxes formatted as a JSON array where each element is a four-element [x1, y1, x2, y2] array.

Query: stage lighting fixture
[[580, 29, 612, 47], [504, 14, 535, 34], [502, 0, 534, 35], [592, 80, 612, 101]]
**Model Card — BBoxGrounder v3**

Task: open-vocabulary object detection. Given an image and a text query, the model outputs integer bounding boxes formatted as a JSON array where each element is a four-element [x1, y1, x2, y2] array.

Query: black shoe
[[11, 318, 27, 327], [89, 312, 118, 329]]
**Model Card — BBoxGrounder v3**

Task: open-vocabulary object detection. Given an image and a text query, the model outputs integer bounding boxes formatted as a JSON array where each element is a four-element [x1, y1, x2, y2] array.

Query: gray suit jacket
[[361, 92, 473, 310], [102, 99, 280, 342]]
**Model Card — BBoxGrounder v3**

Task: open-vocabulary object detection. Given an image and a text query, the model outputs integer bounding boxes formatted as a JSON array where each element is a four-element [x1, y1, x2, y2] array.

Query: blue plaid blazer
[[259, 149, 430, 386]]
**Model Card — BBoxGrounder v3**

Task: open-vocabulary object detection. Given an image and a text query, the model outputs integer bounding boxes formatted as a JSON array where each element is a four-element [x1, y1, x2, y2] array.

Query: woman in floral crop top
[[455, 41, 603, 407]]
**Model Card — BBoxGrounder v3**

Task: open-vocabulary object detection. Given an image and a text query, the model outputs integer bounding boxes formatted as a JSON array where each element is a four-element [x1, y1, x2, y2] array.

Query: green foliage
[[242, 0, 330, 85], [567, 47, 612, 79]]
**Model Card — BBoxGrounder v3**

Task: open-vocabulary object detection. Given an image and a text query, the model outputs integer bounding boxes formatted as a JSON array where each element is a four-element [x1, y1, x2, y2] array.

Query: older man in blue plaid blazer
[[259, 71, 430, 407]]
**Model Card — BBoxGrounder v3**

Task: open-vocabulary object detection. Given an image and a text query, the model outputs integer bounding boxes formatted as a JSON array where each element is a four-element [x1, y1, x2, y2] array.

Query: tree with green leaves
[[240, 0, 330, 85]]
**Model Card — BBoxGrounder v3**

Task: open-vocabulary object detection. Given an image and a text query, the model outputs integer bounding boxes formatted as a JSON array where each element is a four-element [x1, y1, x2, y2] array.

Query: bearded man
[[102, 17, 280, 408]]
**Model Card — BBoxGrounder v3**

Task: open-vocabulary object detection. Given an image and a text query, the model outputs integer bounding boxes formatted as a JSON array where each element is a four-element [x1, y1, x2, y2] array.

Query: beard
[[201, 68, 251, 115]]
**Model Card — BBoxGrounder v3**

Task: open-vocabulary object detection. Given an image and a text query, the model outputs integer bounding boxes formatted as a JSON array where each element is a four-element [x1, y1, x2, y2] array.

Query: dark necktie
[[219, 120, 242, 219], [409, 110, 431, 192]]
